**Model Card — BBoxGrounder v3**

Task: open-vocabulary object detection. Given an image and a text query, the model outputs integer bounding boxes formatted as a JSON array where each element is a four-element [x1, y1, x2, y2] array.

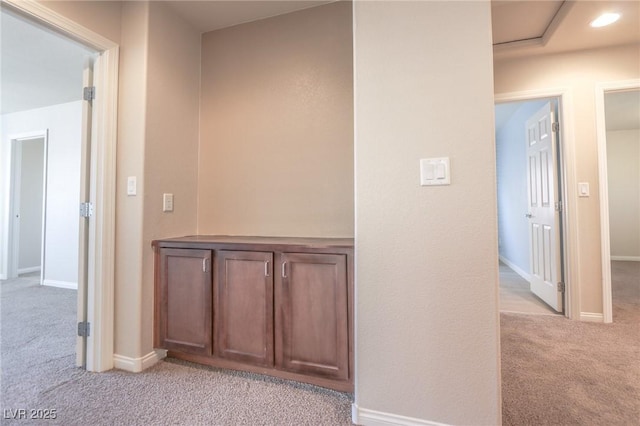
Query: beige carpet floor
[[500, 260, 640, 425]]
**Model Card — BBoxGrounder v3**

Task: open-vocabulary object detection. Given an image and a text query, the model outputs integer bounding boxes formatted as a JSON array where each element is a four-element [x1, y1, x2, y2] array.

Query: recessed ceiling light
[[590, 13, 621, 28]]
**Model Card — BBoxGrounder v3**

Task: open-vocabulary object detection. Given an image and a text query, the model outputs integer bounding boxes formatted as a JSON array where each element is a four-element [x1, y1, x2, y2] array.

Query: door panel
[[159, 248, 212, 355], [215, 250, 274, 366], [275, 253, 349, 381], [526, 102, 563, 312]]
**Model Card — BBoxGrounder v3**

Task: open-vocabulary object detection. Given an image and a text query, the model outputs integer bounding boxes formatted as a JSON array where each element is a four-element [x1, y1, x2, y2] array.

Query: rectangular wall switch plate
[[420, 157, 450, 186], [163, 193, 174, 212], [127, 176, 137, 196], [578, 182, 590, 197]]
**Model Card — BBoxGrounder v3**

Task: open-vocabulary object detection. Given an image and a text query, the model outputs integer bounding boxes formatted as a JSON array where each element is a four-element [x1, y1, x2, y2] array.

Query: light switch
[[163, 193, 174, 212], [420, 157, 450, 186], [578, 182, 590, 197], [127, 176, 137, 196]]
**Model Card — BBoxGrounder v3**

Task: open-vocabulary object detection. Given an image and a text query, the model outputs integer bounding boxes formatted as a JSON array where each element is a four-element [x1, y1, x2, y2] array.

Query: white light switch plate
[[127, 176, 137, 196], [163, 193, 174, 212], [420, 157, 450, 186], [578, 182, 590, 197]]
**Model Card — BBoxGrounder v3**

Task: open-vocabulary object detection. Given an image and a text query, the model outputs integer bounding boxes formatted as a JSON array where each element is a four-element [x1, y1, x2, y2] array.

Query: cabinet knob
[[282, 261, 287, 278]]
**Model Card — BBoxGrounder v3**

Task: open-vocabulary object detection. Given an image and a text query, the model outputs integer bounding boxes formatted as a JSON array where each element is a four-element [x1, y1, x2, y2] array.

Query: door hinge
[[557, 282, 565, 293], [83, 86, 95, 102], [555, 201, 563, 212], [79, 202, 94, 218], [78, 321, 91, 337], [552, 122, 560, 132]]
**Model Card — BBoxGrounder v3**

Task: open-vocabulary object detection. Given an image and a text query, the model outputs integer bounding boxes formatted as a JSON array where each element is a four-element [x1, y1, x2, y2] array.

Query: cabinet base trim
[[114, 349, 167, 373], [167, 351, 353, 392], [352, 404, 451, 426]]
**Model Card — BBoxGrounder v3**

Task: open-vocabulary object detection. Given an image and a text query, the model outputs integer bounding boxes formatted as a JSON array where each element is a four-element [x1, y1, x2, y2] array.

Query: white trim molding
[[580, 312, 604, 323], [611, 256, 640, 262], [18, 266, 41, 275], [594, 78, 640, 324], [113, 349, 167, 373], [352, 405, 451, 426], [3, 0, 119, 373], [495, 88, 579, 320], [43, 279, 77, 290], [499, 256, 531, 282]]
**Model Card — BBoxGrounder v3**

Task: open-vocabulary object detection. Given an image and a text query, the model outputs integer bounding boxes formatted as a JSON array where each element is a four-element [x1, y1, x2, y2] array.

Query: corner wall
[[494, 43, 640, 314], [353, 1, 500, 424]]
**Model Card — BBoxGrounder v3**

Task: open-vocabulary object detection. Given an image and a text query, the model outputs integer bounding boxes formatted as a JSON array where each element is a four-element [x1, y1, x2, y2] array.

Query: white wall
[[1, 101, 82, 287], [496, 100, 547, 274], [607, 129, 640, 260], [354, 1, 500, 424], [17, 138, 45, 272]]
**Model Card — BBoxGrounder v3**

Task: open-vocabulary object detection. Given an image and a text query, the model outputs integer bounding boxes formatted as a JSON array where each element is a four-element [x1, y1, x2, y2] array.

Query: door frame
[[594, 78, 640, 324], [495, 88, 578, 319], [2, 0, 119, 372], [7, 131, 48, 281]]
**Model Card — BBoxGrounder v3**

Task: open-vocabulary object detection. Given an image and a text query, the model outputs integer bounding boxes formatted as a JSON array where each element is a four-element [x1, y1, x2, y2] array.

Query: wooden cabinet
[[153, 236, 354, 392], [215, 250, 274, 367], [276, 253, 349, 380], [156, 248, 212, 356]]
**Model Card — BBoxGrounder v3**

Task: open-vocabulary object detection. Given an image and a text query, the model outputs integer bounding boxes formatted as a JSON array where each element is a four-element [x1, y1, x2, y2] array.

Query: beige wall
[[141, 0, 201, 355], [114, 0, 149, 359], [354, 1, 501, 424], [43, 1, 122, 44], [198, 1, 354, 238], [494, 44, 640, 314], [607, 129, 640, 259]]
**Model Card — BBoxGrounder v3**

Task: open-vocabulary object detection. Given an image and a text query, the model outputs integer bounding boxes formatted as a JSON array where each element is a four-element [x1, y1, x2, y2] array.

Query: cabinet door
[[158, 248, 212, 355], [276, 253, 349, 380], [215, 250, 274, 366]]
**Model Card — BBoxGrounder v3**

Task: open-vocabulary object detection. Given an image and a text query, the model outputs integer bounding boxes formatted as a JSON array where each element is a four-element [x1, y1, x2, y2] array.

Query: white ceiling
[[1, 1, 639, 117], [1, 10, 95, 115]]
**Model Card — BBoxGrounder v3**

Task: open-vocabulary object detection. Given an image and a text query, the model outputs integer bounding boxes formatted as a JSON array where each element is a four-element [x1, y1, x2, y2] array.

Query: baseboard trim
[[580, 312, 604, 323], [352, 404, 450, 426], [43, 279, 77, 290], [499, 256, 531, 282], [114, 349, 167, 373], [611, 256, 640, 262], [18, 266, 41, 274]]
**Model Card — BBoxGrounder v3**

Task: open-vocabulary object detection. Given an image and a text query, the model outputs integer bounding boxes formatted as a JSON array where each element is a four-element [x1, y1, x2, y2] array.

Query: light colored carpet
[[1, 276, 352, 425], [499, 262, 559, 315], [500, 260, 640, 425]]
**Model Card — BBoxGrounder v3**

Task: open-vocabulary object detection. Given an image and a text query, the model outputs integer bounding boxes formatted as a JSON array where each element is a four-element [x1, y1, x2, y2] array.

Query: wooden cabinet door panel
[[159, 248, 212, 355], [215, 250, 274, 366], [276, 253, 348, 380]]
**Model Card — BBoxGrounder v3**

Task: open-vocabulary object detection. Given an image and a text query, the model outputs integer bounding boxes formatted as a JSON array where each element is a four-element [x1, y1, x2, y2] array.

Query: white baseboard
[[18, 266, 41, 274], [580, 312, 604, 323], [611, 256, 640, 262], [499, 256, 531, 282], [113, 349, 167, 373], [43, 279, 77, 290], [352, 404, 450, 426]]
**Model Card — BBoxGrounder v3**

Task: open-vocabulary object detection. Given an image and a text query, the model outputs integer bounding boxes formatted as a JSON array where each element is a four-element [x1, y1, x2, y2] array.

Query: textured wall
[[354, 1, 501, 424], [198, 1, 354, 238]]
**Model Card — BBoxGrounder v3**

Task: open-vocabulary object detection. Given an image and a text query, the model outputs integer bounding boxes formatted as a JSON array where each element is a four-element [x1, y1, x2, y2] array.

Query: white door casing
[[526, 102, 563, 312]]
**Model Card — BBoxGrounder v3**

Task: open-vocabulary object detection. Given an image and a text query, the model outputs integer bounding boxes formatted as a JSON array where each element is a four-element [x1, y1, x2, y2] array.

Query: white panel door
[[526, 102, 563, 312]]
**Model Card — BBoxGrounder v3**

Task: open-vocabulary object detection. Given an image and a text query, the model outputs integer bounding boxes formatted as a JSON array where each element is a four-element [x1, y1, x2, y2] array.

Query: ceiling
[[1, 1, 639, 115]]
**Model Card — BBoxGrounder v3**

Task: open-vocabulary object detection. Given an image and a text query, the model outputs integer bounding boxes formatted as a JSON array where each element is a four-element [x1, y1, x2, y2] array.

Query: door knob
[[525, 213, 533, 218]]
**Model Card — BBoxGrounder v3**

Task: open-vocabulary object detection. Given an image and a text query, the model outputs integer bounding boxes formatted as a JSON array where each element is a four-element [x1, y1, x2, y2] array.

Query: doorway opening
[[495, 97, 566, 316], [595, 81, 640, 323], [1, 1, 119, 372], [9, 133, 48, 283]]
